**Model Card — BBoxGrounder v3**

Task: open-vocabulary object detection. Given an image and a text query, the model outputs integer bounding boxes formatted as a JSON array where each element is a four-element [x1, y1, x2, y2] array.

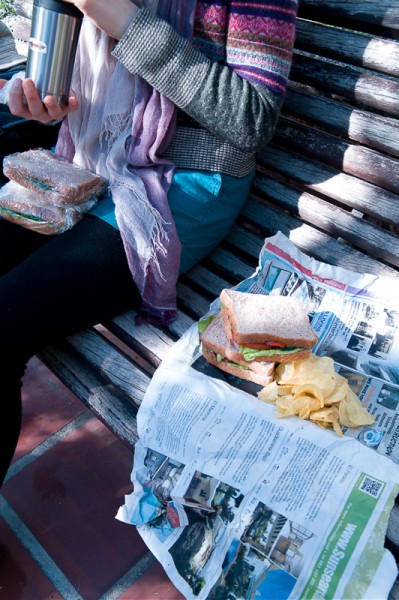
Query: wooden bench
[[6, 0, 399, 596]]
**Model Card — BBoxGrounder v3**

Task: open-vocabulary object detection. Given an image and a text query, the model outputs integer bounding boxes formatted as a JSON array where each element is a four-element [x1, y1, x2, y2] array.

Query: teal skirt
[[90, 168, 254, 275]]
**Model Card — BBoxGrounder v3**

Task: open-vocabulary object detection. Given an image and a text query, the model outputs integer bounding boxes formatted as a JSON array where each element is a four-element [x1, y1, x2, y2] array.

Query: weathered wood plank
[[105, 311, 176, 368], [176, 281, 212, 319], [107, 308, 195, 366], [38, 343, 140, 448], [282, 89, 399, 157], [232, 205, 399, 279], [257, 145, 399, 227], [291, 54, 399, 116], [251, 174, 399, 266], [275, 119, 399, 196], [298, 0, 399, 33], [182, 263, 233, 301], [388, 505, 399, 549], [296, 20, 399, 77], [64, 328, 151, 406]]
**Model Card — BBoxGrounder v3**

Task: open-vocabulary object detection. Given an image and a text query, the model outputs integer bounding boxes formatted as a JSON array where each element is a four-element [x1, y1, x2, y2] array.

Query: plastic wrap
[[0, 71, 25, 105], [0, 180, 97, 235], [3, 148, 105, 205]]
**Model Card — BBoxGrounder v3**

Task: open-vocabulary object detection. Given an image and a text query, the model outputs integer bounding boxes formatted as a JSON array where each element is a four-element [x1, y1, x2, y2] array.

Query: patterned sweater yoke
[[192, 0, 298, 97]]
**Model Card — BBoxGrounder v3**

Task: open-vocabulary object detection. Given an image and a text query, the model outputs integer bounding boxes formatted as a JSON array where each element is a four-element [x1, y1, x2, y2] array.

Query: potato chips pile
[[257, 354, 375, 437]]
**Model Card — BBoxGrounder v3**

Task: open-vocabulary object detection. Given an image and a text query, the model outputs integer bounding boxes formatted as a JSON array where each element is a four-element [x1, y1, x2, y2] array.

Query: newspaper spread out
[[117, 232, 399, 599]]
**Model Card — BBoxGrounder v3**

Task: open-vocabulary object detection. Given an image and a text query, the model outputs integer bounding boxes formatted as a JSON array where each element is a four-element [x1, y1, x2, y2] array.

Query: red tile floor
[[0, 357, 184, 599]]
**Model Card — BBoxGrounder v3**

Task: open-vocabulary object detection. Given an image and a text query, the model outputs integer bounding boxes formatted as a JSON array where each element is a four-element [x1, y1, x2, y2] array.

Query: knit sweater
[[112, 0, 298, 177]]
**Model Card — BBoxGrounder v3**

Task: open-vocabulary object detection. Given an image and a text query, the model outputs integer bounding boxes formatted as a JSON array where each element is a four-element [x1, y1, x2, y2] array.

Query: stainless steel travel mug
[[25, 0, 83, 105]]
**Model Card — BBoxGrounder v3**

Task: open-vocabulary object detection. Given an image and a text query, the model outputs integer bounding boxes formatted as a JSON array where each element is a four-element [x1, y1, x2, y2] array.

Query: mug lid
[[33, 0, 83, 18]]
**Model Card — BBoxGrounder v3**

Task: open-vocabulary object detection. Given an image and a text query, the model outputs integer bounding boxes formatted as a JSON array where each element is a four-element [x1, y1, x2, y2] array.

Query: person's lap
[[0, 214, 141, 361], [90, 168, 255, 275], [168, 169, 254, 274]]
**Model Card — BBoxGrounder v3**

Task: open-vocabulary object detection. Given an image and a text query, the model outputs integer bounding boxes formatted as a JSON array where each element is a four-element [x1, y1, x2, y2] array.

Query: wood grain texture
[[298, 0, 399, 32], [296, 20, 399, 77]]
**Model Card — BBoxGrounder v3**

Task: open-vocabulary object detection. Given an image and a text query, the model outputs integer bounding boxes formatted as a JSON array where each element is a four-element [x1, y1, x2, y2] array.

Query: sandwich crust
[[201, 345, 274, 386], [201, 313, 275, 385], [220, 289, 317, 349]]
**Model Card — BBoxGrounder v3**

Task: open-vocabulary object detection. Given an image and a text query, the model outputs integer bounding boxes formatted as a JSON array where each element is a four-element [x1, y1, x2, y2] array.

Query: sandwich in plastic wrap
[[3, 149, 105, 206], [0, 180, 98, 235], [0, 149, 106, 234]]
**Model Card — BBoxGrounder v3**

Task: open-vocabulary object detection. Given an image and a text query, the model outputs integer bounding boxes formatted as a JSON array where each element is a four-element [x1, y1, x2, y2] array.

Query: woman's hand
[[62, 0, 139, 39], [7, 78, 79, 123]]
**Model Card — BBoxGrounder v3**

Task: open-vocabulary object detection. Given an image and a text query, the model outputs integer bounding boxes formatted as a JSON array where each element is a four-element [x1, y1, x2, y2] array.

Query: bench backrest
[[234, 0, 399, 283]]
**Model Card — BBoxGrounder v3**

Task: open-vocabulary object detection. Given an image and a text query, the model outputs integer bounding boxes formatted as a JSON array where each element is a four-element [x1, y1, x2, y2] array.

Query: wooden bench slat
[[106, 311, 178, 367], [388, 505, 399, 548], [296, 20, 399, 77], [251, 175, 399, 266], [65, 328, 152, 406], [176, 281, 213, 318], [38, 344, 140, 447], [258, 146, 399, 226], [291, 55, 399, 116], [283, 89, 399, 157], [275, 119, 399, 196], [182, 264, 235, 299], [235, 203, 399, 279], [298, 0, 399, 33]]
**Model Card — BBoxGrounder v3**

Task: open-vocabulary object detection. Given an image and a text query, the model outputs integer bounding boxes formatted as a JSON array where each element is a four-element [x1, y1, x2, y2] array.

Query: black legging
[[0, 215, 141, 486]]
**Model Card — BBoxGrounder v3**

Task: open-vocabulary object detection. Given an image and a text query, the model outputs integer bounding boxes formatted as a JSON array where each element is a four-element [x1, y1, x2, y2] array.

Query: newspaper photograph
[[117, 232, 399, 599]]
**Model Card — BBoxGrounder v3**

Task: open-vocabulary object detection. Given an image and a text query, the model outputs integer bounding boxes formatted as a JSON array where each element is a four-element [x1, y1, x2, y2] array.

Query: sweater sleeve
[[112, 3, 297, 153]]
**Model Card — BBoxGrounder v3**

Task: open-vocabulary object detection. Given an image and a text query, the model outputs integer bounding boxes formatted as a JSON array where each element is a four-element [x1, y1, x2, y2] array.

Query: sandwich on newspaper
[[220, 289, 317, 363], [201, 289, 318, 384]]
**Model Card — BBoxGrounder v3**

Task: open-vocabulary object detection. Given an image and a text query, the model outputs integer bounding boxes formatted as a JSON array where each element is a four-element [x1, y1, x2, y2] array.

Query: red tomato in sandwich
[[244, 341, 285, 349]]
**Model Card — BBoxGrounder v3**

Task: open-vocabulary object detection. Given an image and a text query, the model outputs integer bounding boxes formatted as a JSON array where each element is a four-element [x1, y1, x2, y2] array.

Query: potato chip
[[276, 356, 336, 396], [292, 383, 324, 407], [258, 353, 375, 438], [276, 394, 322, 419], [277, 385, 293, 396], [257, 381, 279, 403], [309, 406, 343, 437], [297, 396, 323, 419], [275, 361, 297, 383], [309, 406, 338, 421], [324, 377, 349, 405], [339, 389, 375, 428]]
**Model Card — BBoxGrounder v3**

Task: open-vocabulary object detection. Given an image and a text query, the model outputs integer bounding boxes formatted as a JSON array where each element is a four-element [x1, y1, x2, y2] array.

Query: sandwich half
[[201, 313, 275, 386], [3, 149, 105, 206], [220, 289, 317, 363]]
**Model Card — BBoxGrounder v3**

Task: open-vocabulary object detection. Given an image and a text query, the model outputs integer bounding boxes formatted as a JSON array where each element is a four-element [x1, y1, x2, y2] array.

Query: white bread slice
[[201, 314, 275, 385], [220, 289, 318, 348]]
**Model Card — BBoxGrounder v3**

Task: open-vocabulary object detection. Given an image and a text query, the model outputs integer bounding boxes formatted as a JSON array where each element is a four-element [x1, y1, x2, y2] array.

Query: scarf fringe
[[100, 112, 132, 148]]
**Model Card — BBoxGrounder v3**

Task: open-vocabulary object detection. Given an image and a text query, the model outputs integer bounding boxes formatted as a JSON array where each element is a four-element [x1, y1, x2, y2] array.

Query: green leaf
[[240, 345, 304, 361], [198, 313, 216, 334]]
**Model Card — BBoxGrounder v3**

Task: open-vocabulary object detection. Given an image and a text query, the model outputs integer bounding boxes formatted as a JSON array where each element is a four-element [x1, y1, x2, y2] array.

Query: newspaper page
[[117, 232, 399, 599]]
